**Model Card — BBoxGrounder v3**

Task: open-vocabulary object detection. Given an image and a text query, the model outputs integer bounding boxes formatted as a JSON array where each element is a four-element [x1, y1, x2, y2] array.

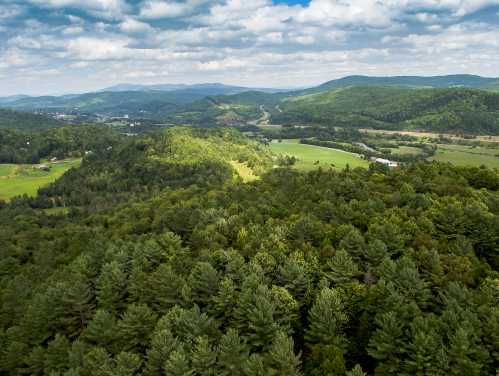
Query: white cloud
[[64, 37, 132, 60], [62, 26, 84, 35], [2, 0, 499, 95], [119, 17, 153, 33], [69, 61, 90, 69], [27, 0, 127, 19], [139, 1, 190, 19]]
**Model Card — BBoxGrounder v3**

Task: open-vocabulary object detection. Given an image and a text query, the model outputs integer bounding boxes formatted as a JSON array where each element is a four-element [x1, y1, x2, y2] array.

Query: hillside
[[0, 87, 285, 119], [100, 83, 285, 94], [272, 86, 499, 134], [0, 91, 214, 118], [0, 125, 124, 164], [0, 127, 498, 375], [310, 74, 499, 92], [0, 108, 62, 130], [36, 127, 273, 207]]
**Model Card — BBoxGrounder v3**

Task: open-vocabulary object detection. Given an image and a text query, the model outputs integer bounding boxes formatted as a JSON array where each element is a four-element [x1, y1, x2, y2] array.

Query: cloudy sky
[[0, 0, 498, 95]]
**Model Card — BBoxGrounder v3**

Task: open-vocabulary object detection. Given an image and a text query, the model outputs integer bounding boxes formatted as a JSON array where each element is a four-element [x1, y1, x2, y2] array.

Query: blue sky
[[0, 0, 498, 95]]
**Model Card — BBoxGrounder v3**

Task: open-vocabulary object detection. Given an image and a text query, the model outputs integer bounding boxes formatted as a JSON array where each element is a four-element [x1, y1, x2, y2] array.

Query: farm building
[[37, 164, 50, 171], [371, 157, 398, 168]]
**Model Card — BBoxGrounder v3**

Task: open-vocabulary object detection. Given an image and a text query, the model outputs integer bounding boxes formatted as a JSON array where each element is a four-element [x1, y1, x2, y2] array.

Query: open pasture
[[0, 159, 81, 201], [270, 140, 369, 171]]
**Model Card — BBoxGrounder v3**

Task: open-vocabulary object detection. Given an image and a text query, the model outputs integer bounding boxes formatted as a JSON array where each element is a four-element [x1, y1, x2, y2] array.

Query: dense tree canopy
[[0, 125, 123, 164], [0, 128, 498, 375]]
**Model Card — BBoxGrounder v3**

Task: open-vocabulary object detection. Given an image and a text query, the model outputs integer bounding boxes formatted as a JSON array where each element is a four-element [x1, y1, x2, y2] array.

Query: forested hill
[[0, 125, 124, 164], [1, 127, 498, 375], [310, 74, 499, 92], [33, 127, 273, 208], [272, 87, 499, 134], [0, 108, 62, 130]]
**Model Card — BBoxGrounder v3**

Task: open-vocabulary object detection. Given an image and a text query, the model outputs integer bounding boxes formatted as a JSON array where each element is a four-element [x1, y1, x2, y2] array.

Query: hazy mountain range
[[1, 74, 498, 134]]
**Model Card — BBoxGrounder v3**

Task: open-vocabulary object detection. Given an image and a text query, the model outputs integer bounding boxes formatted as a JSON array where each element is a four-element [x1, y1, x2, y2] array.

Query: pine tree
[[403, 316, 447, 376], [117, 304, 157, 352], [144, 328, 178, 376], [247, 287, 280, 350], [191, 336, 217, 376], [97, 261, 128, 313], [60, 280, 95, 338], [113, 351, 143, 376], [276, 258, 311, 302], [305, 288, 348, 348], [146, 264, 185, 313], [447, 327, 484, 376], [82, 346, 113, 376], [244, 353, 271, 376], [368, 311, 405, 375], [338, 226, 365, 261], [365, 239, 389, 267], [188, 261, 219, 307], [210, 277, 237, 325], [267, 331, 302, 376], [217, 329, 249, 375], [44, 334, 70, 375], [82, 309, 117, 351], [164, 348, 194, 376], [325, 249, 359, 285], [346, 364, 367, 376]]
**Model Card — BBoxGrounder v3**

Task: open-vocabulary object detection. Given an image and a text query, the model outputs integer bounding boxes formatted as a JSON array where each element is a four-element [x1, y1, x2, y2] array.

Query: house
[[49, 157, 58, 163], [37, 164, 50, 171], [370, 157, 399, 168]]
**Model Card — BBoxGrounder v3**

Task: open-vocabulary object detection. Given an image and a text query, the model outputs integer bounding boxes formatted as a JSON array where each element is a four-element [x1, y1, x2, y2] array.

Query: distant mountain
[[0, 108, 62, 130], [100, 83, 287, 94], [0, 95, 30, 104], [309, 74, 499, 92], [272, 86, 499, 134], [0, 84, 287, 119], [0, 90, 221, 118]]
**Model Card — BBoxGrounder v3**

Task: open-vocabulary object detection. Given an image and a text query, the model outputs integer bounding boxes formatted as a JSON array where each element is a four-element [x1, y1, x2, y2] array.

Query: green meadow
[[0, 159, 81, 201], [430, 144, 499, 169], [270, 140, 369, 171]]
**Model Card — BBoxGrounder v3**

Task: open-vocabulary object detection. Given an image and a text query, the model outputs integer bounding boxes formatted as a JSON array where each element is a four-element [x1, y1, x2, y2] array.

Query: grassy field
[[0, 159, 81, 201], [389, 146, 424, 156], [230, 161, 259, 182], [270, 140, 369, 171], [430, 144, 499, 169], [359, 128, 499, 142]]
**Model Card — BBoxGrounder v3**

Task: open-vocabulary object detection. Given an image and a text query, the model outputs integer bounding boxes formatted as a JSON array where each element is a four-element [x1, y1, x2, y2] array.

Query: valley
[[0, 75, 498, 376], [0, 159, 81, 201]]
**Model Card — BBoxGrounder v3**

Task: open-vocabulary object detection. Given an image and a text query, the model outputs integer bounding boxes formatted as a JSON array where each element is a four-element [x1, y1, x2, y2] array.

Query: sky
[[0, 0, 498, 95]]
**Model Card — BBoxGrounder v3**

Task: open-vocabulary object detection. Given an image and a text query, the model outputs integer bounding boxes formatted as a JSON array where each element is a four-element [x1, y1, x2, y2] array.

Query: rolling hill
[[308, 74, 499, 92], [0, 108, 62, 130], [272, 86, 499, 134], [2, 75, 499, 134], [100, 82, 286, 94]]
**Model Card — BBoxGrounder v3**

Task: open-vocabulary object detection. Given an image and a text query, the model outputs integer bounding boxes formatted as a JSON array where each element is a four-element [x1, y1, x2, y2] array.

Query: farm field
[[430, 144, 499, 169], [389, 146, 424, 156], [270, 139, 369, 171], [0, 159, 81, 201], [359, 128, 499, 142]]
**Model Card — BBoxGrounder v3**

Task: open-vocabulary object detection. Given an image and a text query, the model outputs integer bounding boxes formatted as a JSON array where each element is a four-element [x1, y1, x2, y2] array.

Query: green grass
[[230, 161, 259, 182], [389, 146, 424, 156], [270, 140, 369, 171], [430, 144, 499, 168], [0, 159, 81, 201]]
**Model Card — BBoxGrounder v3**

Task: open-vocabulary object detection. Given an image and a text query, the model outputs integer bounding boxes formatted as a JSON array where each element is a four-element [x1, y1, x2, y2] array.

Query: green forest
[[272, 87, 499, 134], [0, 126, 124, 164], [1, 127, 498, 375], [0, 109, 62, 131]]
